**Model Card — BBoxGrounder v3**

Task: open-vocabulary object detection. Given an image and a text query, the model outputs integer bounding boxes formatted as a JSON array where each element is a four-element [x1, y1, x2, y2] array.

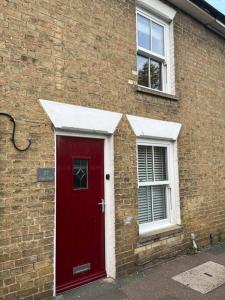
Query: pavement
[[57, 242, 225, 300]]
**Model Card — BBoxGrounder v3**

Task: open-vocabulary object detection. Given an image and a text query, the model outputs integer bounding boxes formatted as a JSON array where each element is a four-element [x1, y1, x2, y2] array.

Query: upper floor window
[[136, 8, 173, 94]]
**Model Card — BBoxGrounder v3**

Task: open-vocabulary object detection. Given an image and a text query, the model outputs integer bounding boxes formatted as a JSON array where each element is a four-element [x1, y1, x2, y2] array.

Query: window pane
[[137, 55, 149, 87], [138, 186, 153, 224], [137, 14, 150, 50], [138, 186, 167, 224], [138, 145, 153, 182], [150, 59, 162, 91], [152, 185, 167, 221], [73, 159, 88, 189], [152, 21, 164, 55], [154, 147, 167, 181]]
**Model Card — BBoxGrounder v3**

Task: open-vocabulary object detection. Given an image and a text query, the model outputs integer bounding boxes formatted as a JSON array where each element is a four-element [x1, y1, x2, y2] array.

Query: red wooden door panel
[[56, 136, 105, 293]]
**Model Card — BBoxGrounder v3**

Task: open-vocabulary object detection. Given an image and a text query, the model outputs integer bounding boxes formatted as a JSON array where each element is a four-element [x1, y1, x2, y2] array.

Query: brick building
[[0, 0, 225, 298]]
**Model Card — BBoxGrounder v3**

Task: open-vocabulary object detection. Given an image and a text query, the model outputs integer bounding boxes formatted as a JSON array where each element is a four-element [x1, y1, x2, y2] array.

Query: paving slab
[[172, 261, 225, 294], [57, 242, 225, 300]]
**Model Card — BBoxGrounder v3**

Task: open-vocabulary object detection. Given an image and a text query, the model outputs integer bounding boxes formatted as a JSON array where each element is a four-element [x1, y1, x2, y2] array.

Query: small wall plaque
[[37, 168, 55, 182]]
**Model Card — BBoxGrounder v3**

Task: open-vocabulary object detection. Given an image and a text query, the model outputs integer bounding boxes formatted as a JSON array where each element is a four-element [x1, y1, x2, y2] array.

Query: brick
[[17, 288, 38, 298], [4, 277, 15, 286], [0, 288, 8, 297], [33, 290, 52, 300], [0, 271, 10, 280], [16, 272, 37, 283]]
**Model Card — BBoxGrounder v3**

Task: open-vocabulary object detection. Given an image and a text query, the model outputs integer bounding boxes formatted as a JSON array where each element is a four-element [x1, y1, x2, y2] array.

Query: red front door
[[56, 136, 105, 293]]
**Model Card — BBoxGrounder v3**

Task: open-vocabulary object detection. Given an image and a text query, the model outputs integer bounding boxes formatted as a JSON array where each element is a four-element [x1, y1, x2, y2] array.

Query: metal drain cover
[[172, 261, 225, 294]]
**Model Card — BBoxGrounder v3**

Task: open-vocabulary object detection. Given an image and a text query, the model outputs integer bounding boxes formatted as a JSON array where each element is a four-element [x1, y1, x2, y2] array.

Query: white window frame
[[136, 7, 174, 95], [137, 138, 180, 235]]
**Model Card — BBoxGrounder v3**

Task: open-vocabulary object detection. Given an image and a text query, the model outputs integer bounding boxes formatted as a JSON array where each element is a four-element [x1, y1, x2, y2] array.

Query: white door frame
[[53, 130, 116, 296]]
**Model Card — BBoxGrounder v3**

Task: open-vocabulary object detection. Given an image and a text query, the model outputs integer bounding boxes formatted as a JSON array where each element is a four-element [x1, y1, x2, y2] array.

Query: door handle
[[98, 199, 105, 213]]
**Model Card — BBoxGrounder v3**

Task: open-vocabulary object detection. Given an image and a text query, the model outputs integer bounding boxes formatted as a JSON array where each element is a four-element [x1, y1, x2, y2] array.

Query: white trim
[[39, 99, 122, 135], [127, 114, 182, 141], [140, 220, 172, 234], [137, 138, 181, 235], [169, 19, 175, 95], [53, 130, 116, 296], [136, 0, 176, 22], [173, 141, 181, 225], [167, 0, 225, 39], [136, 8, 167, 58]]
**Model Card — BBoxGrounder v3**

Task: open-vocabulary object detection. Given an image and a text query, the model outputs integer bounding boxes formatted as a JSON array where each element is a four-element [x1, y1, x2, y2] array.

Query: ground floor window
[[137, 139, 179, 234]]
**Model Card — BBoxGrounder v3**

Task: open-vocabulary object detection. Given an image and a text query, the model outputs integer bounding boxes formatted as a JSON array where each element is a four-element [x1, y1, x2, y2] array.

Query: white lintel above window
[[39, 99, 122, 135], [127, 114, 182, 140], [136, 0, 176, 23]]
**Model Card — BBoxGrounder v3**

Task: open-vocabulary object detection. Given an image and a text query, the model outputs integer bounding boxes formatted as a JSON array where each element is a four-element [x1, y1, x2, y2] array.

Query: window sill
[[136, 85, 178, 101], [139, 224, 182, 245]]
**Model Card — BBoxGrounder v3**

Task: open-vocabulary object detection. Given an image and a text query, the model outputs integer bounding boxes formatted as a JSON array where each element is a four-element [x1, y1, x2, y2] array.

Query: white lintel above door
[[39, 99, 122, 135]]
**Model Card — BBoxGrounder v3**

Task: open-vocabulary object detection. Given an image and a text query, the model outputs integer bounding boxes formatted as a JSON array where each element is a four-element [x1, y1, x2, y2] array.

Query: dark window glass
[[138, 186, 153, 223], [153, 146, 167, 181], [137, 55, 149, 87], [150, 59, 162, 90], [138, 185, 167, 224], [73, 159, 88, 189], [152, 185, 167, 221]]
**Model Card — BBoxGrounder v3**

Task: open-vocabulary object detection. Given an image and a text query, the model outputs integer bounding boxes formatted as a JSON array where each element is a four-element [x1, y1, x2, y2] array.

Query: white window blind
[[138, 145, 168, 224]]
